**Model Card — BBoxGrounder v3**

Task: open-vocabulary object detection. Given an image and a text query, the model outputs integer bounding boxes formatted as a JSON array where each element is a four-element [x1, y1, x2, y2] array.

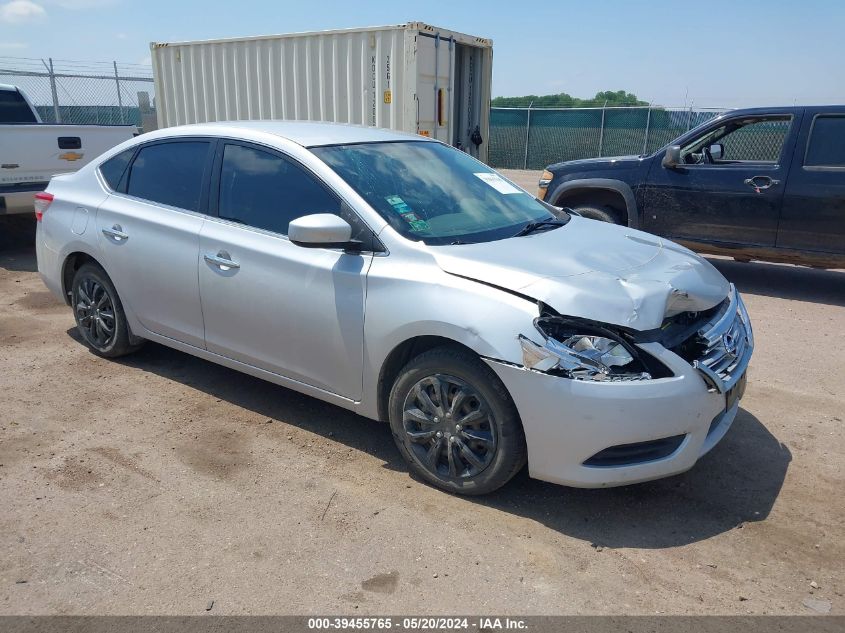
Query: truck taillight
[[34, 192, 53, 221]]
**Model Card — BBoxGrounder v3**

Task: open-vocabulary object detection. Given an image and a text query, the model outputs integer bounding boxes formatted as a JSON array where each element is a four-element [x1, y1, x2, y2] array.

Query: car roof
[[145, 120, 430, 148]]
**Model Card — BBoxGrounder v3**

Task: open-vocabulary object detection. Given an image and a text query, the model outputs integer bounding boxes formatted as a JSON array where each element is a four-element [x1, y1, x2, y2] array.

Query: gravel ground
[[1, 190, 843, 616]]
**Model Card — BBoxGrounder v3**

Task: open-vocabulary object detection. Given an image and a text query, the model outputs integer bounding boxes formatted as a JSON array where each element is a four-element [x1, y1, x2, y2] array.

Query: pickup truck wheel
[[388, 347, 527, 495], [572, 204, 625, 225], [71, 263, 142, 358]]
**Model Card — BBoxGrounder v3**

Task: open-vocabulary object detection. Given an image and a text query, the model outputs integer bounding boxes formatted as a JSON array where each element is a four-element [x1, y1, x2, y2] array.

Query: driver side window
[[216, 142, 383, 251], [681, 116, 791, 165], [218, 143, 340, 235]]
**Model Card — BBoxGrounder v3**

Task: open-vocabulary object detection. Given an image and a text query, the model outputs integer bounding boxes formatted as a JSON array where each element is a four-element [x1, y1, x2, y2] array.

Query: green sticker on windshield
[[385, 195, 412, 214], [386, 195, 430, 232]]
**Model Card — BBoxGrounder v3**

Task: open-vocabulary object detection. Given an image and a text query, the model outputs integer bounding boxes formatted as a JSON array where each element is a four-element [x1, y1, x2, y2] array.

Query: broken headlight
[[519, 315, 653, 381]]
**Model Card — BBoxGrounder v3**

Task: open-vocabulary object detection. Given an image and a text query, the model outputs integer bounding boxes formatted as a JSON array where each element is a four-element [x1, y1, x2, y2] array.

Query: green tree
[[491, 90, 647, 108]]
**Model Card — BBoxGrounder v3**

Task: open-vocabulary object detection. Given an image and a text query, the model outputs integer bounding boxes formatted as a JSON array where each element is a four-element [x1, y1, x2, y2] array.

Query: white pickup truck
[[0, 84, 137, 215]]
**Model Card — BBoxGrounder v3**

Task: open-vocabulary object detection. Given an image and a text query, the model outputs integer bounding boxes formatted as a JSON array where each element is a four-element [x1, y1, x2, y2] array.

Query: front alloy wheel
[[402, 374, 497, 479], [389, 347, 527, 495]]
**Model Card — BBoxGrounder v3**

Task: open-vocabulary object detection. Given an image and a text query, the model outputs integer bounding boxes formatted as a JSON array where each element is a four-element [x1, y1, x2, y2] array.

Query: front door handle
[[743, 176, 781, 193], [204, 251, 240, 271], [102, 224, 129, 241]]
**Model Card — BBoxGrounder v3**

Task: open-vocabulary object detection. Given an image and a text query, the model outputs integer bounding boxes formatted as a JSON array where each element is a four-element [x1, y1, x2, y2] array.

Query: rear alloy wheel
[[71, 263, 141, 358], [388, 347, 526, 495]]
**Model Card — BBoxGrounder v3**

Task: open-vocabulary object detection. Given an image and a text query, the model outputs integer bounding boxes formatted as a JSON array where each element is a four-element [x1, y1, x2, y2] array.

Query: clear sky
[[1, 0, 843, 108]]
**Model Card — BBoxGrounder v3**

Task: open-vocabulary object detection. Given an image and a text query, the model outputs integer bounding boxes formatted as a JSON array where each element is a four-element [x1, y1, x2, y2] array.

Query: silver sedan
[[36, 122, 752, 495]]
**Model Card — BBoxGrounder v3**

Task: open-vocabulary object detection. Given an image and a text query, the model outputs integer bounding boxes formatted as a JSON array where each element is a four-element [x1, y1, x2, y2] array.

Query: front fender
[[548, 178, 639, 228], [358, 257, 540, 419]]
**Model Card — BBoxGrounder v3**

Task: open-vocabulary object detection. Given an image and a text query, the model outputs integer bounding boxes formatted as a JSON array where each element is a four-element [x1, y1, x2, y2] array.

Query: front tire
[[71, 263, 141, 358], [388, 347, 526, 495], [571, 204, 624, 225]]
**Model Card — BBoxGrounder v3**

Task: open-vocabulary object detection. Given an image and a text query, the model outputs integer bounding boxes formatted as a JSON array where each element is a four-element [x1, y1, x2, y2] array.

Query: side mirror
[[708, 143, 724, 161], [289, 214, 354, 249], [662, 145, 681, 168]]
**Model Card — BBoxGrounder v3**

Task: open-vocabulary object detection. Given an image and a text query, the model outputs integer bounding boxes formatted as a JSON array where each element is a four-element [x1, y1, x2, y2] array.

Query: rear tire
[[388, 346, 527, 495], [71, 263, 142, 358], [571, 204, 625, 225]]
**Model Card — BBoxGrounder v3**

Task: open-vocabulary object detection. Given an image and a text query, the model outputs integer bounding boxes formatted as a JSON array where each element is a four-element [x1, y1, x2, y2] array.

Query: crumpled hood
[[430, 216, 730, 331]]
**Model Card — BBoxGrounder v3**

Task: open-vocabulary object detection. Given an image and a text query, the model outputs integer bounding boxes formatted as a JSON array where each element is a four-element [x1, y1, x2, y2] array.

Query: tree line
[[491, 90, 647, 108]]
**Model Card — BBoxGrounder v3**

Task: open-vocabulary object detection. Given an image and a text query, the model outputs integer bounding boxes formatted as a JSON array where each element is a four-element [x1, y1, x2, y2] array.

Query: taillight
[[34, 192, 53, 221]]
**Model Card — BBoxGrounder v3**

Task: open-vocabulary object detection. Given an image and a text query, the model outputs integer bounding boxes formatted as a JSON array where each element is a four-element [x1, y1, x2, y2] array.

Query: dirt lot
[[1, 184, 844, 615]]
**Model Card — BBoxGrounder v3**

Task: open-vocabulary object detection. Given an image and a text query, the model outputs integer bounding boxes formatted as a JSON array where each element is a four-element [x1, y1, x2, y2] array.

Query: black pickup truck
[[537, 106, 845, 268]]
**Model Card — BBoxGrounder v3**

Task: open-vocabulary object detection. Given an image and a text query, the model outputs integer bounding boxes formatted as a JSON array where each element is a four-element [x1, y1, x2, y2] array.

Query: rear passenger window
[[218, 144, 339, 235], [127, 142, 210, 211], [0, 89, 38, 123], [99, 149, 134, 191], [806, 115, 845, 167]]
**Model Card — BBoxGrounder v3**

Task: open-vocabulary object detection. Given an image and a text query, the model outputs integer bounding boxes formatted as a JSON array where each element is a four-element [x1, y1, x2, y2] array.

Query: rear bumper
[[35, 222, 65, 302], [485, 342, 743, 488]]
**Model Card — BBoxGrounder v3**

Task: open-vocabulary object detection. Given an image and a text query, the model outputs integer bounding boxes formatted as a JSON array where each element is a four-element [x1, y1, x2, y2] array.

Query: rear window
[[805, 115, 845, 167], [126, 142, 210, 211], [0, 89, 38, 124], [99, 149, 134, 191]]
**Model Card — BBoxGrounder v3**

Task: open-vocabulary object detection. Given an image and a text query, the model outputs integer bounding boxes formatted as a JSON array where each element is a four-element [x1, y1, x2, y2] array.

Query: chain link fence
[[489, 105, 730, 169], [0, 57, 156, 130], [0, 59, 785, 170]]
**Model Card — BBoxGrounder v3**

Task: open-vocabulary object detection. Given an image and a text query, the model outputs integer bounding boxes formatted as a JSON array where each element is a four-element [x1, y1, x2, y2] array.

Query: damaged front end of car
[[518, 305, 670, 382], [516, 283, 753, 395]]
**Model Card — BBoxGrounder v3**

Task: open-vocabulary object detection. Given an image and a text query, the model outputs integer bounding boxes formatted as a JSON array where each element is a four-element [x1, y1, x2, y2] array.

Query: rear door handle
[[743, 176, 780, 192], [102, 224, 129, 241], [204, 251, 240, 271]]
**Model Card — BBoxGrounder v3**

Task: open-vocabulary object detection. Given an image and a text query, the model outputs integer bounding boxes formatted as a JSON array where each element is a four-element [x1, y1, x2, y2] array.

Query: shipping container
[[151, 22, 493, 162]]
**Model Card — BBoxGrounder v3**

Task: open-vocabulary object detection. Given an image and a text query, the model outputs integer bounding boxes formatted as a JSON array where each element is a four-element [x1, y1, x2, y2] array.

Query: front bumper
[[485, 289, 753, 488]]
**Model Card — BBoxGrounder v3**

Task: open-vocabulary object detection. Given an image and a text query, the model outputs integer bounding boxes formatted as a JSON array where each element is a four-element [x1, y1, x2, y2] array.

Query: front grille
[[682, 285, 754, 393]]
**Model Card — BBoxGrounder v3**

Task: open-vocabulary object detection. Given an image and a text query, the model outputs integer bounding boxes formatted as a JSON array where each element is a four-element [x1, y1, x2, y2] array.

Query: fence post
[[44, 58, 61, 123], [642, 104, 652, 155], [686, 106, 693, 131], [523, 100, 533, 170], [113, 61, 125, 124], [597, 100, 608, 157]]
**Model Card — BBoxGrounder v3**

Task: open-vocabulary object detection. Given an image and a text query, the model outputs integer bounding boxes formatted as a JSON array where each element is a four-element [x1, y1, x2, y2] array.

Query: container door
[[416, 34, 453, 143], [451, 44, 486, 160]]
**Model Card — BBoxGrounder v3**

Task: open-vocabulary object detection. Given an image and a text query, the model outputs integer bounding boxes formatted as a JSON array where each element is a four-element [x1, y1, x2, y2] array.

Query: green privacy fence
[[489, 106, 728, 169]]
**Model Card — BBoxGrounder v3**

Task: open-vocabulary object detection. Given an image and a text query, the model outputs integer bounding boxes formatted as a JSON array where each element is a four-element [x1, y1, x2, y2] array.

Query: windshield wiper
[[512, 218, 567, 237]]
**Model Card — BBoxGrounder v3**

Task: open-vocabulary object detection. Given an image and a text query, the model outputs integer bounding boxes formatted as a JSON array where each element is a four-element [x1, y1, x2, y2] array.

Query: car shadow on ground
[[707, 257, 845, 307], [0, 217, 38, 272], [0, 250, 37, 273], [475, 407, 790, 549], [89, 333, 790, 550]]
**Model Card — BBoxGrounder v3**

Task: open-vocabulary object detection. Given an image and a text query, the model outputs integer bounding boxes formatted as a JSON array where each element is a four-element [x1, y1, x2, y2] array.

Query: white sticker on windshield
[[473, 172, 522, 194]]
